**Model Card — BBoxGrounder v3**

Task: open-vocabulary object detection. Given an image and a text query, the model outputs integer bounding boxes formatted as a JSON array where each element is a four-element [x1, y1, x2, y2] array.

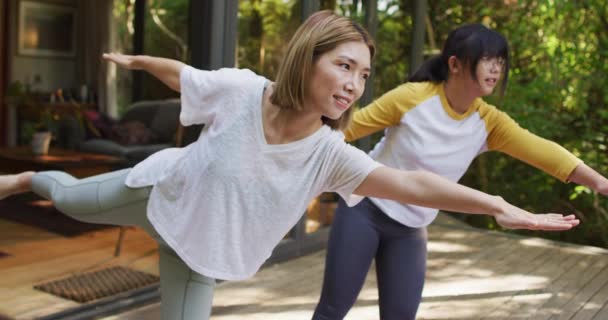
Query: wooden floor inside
[[107, 214, 608, 320], [0, 206, 159, 320], [2, 201, 608, 320]]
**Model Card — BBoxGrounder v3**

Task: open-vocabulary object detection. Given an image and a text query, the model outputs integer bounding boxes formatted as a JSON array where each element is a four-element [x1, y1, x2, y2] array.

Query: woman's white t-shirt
[[125, 66, 381, 280]]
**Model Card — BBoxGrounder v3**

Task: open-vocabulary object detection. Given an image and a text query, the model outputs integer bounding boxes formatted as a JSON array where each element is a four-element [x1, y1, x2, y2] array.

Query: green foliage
[[373, 1, 410, 95], [237, 0, 298, 78]]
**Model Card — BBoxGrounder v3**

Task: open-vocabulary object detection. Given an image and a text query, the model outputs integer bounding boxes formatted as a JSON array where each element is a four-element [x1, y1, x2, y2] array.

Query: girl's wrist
[[596, 181, 608, 196]]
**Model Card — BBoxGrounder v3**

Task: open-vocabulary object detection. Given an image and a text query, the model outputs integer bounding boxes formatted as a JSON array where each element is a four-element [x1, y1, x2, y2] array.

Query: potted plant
[[5, 81, 55, 155], [30, 112, 54, 155]]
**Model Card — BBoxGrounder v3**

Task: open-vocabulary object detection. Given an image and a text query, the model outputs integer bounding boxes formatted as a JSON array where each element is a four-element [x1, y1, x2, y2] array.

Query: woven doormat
[[34, 266, 159, 303]]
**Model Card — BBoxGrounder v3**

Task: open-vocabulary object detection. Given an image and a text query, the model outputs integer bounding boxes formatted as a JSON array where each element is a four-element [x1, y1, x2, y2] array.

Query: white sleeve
[[179, 66, 259, 126], [323, 137, 382, 206]]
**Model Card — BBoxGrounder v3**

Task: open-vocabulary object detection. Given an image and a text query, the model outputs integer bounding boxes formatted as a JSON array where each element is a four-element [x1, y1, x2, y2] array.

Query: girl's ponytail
[[407, 55, 447, 83]]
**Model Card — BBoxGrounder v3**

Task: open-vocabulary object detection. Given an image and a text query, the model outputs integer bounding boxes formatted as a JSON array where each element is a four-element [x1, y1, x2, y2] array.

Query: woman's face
[[306, 41, 371, 120]]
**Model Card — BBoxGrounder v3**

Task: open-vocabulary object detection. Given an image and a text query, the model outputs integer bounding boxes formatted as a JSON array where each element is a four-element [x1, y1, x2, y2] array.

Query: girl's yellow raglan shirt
[[345, 82, 582, 227]]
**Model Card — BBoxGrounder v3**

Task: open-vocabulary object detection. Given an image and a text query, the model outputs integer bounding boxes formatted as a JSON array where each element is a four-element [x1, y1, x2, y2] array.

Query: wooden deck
[[104, 214, 608, 320], [1, 210, 608, 320]]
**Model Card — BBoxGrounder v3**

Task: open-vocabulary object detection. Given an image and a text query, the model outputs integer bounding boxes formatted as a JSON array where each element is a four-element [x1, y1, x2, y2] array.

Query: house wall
[[8, 0, 80, 93]]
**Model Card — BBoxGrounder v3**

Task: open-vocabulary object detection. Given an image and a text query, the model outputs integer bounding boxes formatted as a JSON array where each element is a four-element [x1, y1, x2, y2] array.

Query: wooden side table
[[0, 146, 124, 178]]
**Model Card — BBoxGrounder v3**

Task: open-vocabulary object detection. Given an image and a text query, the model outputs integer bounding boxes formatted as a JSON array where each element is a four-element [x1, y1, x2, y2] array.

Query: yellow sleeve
[[344, 83, 426, 142], [484, 105, 582, 182]]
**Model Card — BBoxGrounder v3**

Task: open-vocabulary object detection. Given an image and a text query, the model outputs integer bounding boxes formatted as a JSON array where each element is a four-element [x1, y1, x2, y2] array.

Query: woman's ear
[[447, 56, 460, 74]]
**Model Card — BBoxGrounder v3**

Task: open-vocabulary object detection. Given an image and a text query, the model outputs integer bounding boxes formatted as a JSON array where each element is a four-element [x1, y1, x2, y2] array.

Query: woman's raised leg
[[33, 170, 216, 319], [30, 169, 155, 233]]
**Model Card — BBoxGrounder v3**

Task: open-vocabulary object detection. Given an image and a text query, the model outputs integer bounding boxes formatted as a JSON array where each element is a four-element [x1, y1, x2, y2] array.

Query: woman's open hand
[[494, 204, 579, 231], [103, 53, 142, 70]]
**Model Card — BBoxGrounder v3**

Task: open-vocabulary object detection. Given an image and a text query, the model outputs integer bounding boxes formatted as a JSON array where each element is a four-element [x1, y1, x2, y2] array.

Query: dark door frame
[[0, 0, 10, 146]]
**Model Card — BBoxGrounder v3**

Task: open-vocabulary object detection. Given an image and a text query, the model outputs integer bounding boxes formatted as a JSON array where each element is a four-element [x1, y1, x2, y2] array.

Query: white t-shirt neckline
[[254, 83, 330, 152]]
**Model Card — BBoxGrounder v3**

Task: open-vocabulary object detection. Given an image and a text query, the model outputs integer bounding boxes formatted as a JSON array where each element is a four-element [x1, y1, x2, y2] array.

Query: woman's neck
[[262, 84, 323, 145], [443, 78, 479, 114]]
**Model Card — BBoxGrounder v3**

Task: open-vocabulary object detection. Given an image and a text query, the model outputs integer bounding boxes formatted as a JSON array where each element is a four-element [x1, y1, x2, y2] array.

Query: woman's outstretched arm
[[354, 167, 579, 231], [103, 53, 185, 92]]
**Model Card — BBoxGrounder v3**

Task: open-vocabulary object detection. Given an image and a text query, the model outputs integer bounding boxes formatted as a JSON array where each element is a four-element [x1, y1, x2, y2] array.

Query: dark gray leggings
[[31, 170, 216, 320], [313, 198, 427, 320]]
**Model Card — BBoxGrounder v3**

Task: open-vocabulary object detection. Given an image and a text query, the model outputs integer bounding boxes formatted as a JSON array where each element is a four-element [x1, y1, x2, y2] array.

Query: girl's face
[[306, 41, 371, 120], [472, 56, 505, 96], [453, 56, 505, 97]]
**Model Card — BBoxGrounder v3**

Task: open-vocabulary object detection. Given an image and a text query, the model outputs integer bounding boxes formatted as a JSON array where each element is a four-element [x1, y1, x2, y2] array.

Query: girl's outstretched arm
[[354, 167, 579, 231], [568, 163, 608, 196], [103, 53, 185, 92]]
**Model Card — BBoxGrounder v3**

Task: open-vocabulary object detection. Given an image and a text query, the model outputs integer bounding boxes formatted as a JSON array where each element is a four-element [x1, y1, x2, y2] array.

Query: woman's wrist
[[488, 195, 508, 217], [132, 55, 148, 70]]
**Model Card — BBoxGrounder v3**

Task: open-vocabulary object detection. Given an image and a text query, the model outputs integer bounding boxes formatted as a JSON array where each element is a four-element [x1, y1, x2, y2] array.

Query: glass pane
[[112, 0, 189, 113], [112, 0, 135, 115], [141, 0, 190, 101], [236, 0, 299, 78]]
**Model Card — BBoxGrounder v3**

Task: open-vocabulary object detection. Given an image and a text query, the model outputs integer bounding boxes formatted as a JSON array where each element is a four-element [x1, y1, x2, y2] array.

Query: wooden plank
[[533, 254, 608, 319], [424, 231, 527, 294], [420, 238, 558, 319], [590, 298, 608, 320], [560, 264, 608, 320], [482, 245, 585, 319]]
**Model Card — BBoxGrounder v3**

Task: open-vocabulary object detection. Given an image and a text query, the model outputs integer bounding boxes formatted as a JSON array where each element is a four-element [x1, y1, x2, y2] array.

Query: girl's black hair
[[408, 23, 510, 97]]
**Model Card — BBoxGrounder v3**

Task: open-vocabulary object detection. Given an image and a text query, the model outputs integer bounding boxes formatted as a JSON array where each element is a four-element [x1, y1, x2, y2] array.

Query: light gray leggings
[[31, 169, 216, 320]]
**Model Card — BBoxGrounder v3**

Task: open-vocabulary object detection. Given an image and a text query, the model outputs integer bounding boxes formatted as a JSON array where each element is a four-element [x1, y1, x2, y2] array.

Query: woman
[[1, 15, 577, 320], [313, 23, 606, 320]]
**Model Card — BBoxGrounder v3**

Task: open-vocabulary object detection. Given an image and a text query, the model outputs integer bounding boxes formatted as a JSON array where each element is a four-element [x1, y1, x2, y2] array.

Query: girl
[[313, 23, 607, 320], [1, 15, 577, 320]]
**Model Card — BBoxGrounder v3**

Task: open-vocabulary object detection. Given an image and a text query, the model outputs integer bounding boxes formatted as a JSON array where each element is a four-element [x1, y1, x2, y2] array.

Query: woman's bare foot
[[0, 171, 35, 200]]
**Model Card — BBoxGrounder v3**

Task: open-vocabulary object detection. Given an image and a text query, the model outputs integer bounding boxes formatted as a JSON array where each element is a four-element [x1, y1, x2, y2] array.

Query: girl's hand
[[103, 53, 142, 70], [494, 204, 579, 231]]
